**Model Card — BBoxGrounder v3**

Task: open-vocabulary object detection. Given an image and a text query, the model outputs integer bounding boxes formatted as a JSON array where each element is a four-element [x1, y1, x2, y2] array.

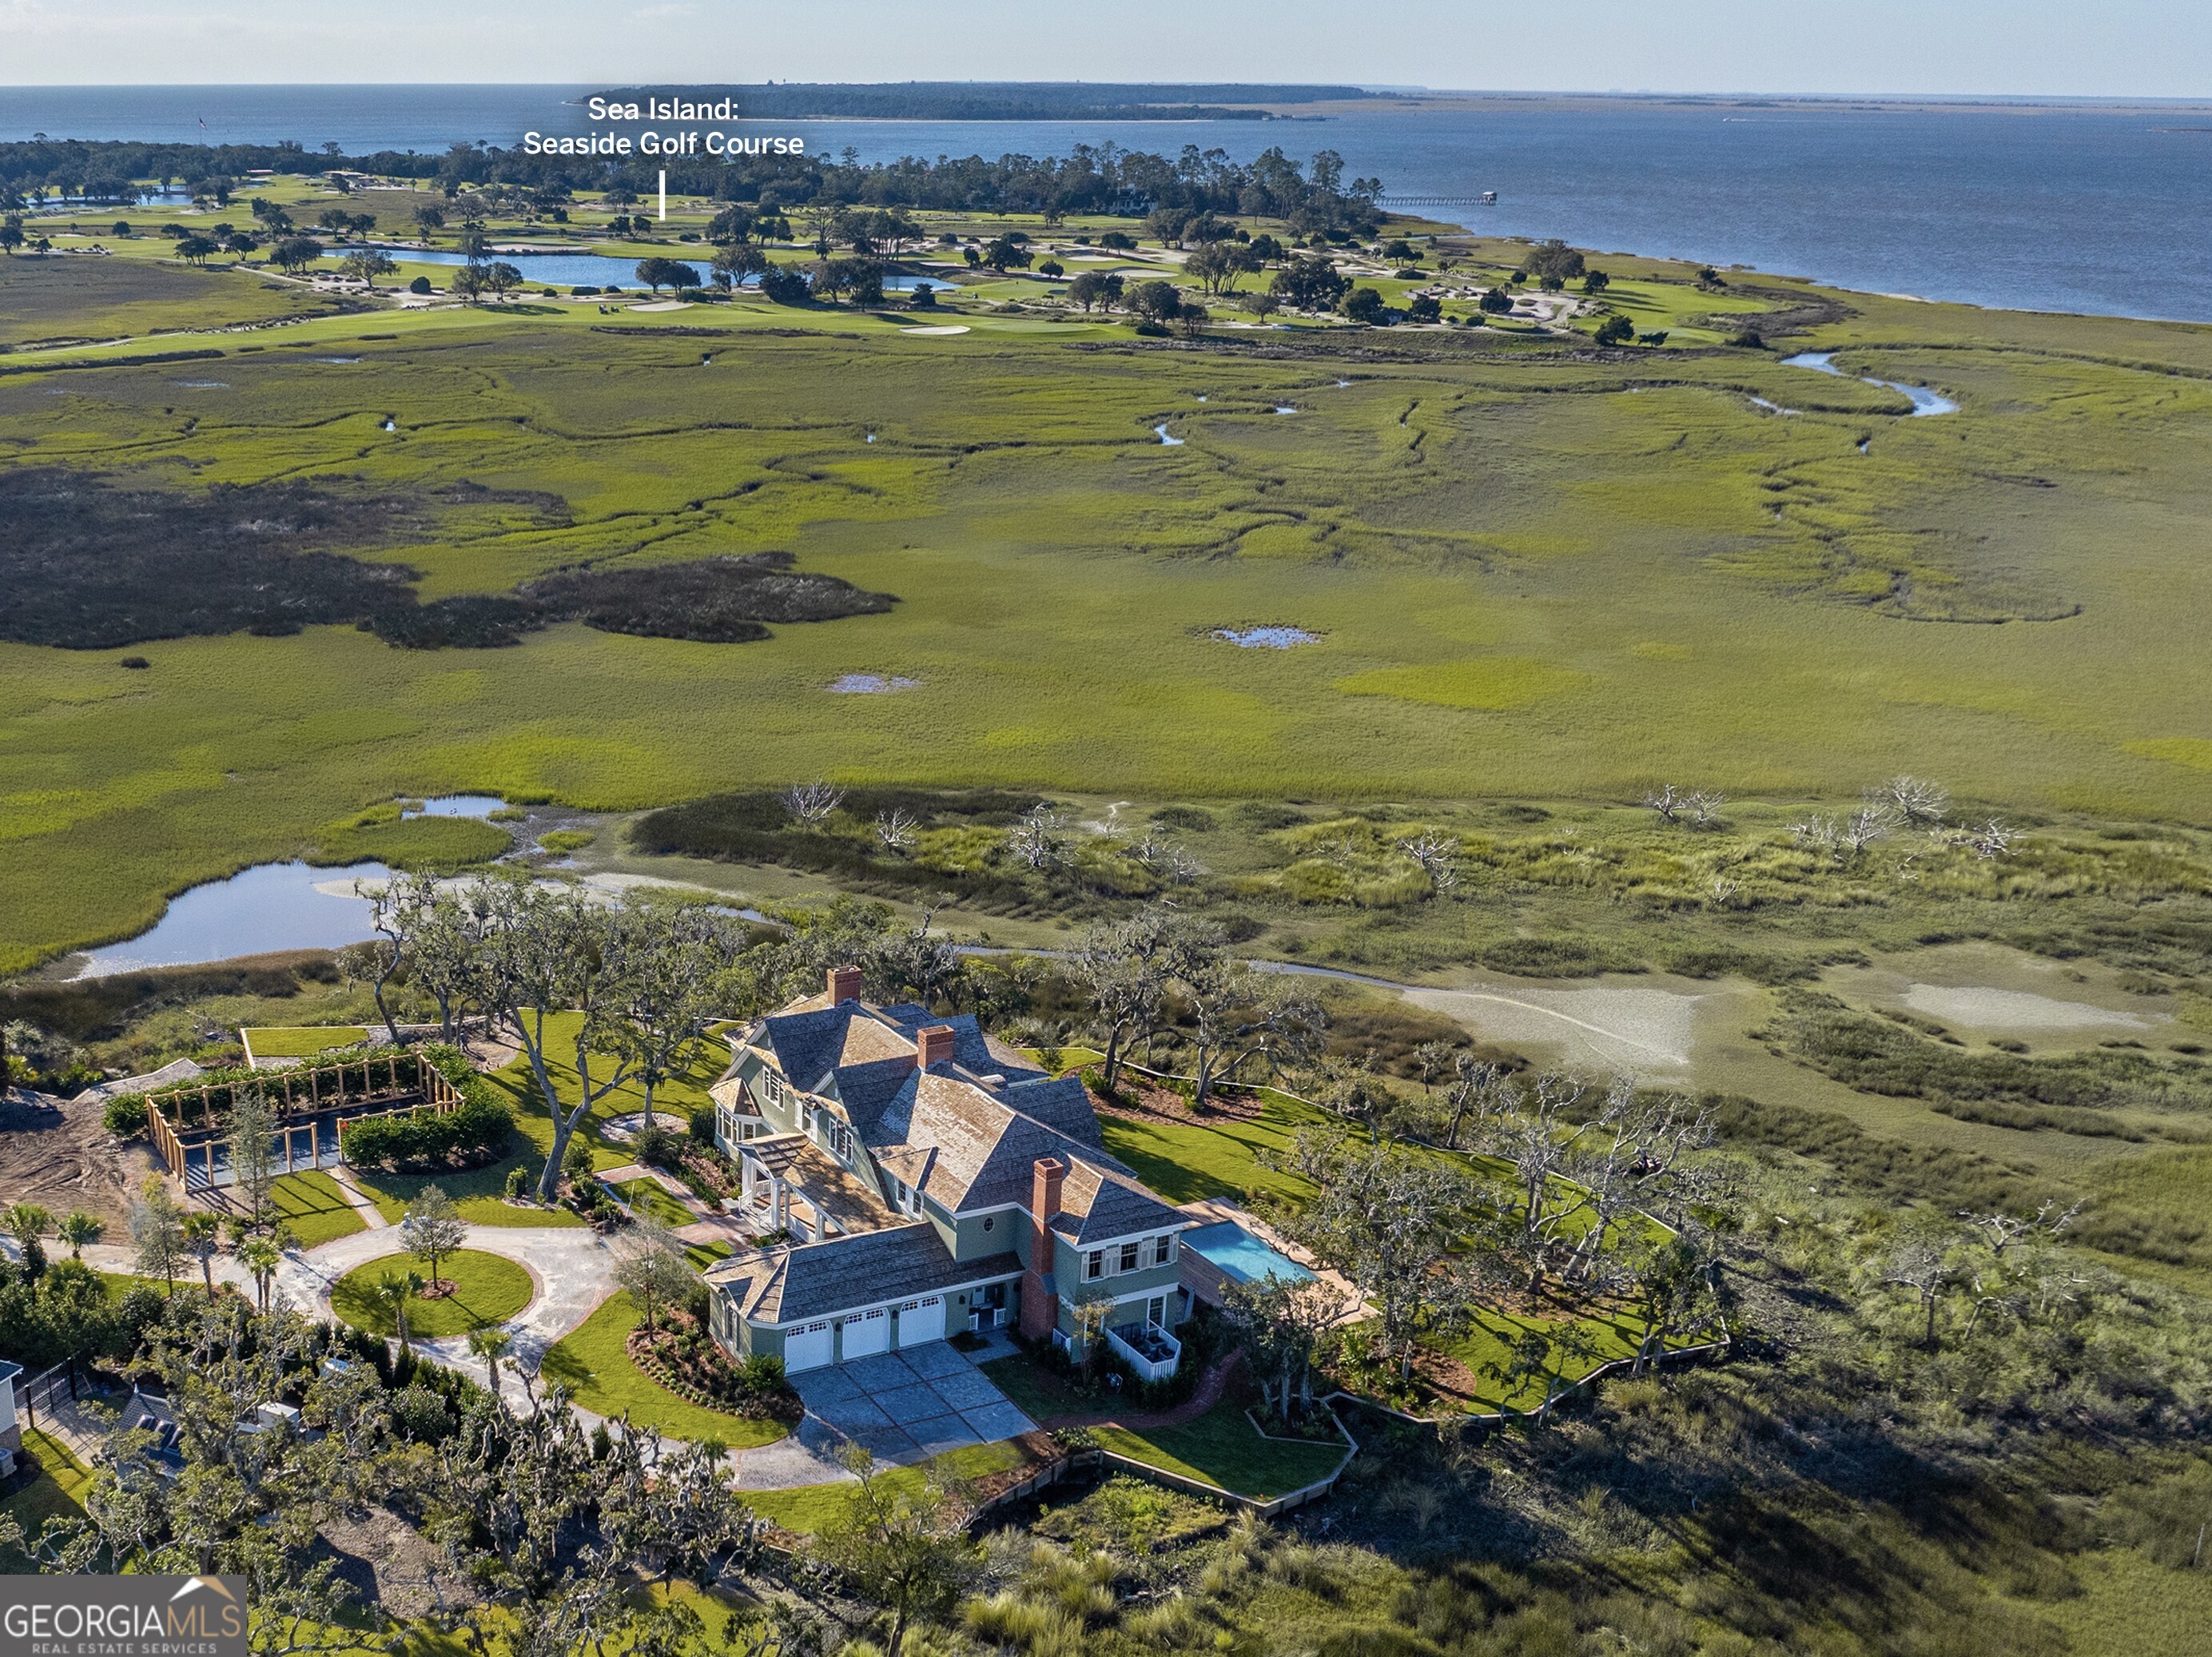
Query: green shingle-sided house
[[703, 967, 1192, 1377]]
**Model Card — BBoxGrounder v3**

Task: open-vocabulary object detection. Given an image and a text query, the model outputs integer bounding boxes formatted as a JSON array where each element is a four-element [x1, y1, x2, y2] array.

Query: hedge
[[340, 1093, 511, 1173]]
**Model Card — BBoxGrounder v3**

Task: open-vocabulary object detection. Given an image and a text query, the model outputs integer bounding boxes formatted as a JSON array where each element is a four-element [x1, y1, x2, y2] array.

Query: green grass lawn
[[682, 1238, 734, 1270], [1098, 1089, 1330, 1205], [979, 1352, 1118, 1424], [241, 1025, 369, 1058], [352, 1145, 583, 1230], [1094, 1400, 1346, 1502], [352, 1018, 726, 1227], [539, 1290, 787, 1448], [0, 1428, 93, 1571], [270, 1169, 367, 1247], [330, 1248, 533, 1338], [1435, 1305, 1672, 1415], [741, 1440, 1033, 1534], [615, 1176, 699, 1228]]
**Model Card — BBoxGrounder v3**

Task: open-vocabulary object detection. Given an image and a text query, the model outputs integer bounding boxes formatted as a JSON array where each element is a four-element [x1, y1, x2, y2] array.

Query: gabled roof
[[706, 1223, 1022, 1324], [753, 1000, 1044, 1096], [727, 985, 1186, 1249]]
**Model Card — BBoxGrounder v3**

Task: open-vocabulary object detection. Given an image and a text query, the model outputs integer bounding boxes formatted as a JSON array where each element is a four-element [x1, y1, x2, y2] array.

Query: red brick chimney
[[827, 966, 863, 1004], [1019, 1156, 1066, 1340], [915, 1024, 956, 1070]]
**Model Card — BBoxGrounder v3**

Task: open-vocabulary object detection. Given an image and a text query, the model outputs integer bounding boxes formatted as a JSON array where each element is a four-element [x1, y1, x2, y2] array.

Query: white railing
[[1106, 1319, 1182, 1382]]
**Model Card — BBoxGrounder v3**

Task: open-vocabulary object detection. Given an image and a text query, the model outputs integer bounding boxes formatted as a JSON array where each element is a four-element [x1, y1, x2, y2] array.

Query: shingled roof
[[725, 973, 1187, 1252], [705, 1225, 1022, 1324]]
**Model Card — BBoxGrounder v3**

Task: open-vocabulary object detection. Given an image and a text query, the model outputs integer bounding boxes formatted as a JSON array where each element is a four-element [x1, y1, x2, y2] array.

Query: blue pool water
[[1183, 1221, 1314, 1285]]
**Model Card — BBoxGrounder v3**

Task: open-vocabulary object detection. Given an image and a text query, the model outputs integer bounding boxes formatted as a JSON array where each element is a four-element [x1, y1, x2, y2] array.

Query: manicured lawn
[[1437, 1306, 1704, 1415], [682, 1238, 734, 1270], [271, 1169, 367, 1247], [99, 1271, 179, 1300], [353, 1018, 727, 1227], [0, 1428, 92, 1571], [352, 1146, 583, 1229], [242, 1025, 369, 1058], [741, 1440, 1033, 1534], [331, 1248, 534, 1338], [1094, 1399, 1346, 1502], [1098, 1089, 1331, 1205], [979, 1352, 1116, 1424], [615, 1177, 698, 1228], [539, 1291, 787, 1448]]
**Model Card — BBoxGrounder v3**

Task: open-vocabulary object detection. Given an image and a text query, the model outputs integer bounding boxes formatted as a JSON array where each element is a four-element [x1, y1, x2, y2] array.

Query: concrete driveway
[[791, 1343, 1035, 1464]]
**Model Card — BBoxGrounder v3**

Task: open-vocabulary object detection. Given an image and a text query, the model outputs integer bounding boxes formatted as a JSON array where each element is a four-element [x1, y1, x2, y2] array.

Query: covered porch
[[736, 1133, 901, 1244]]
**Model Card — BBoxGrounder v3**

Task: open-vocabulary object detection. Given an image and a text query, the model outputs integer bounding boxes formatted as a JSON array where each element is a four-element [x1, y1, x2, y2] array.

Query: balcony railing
[[1105, 1318, 1182, 1382]]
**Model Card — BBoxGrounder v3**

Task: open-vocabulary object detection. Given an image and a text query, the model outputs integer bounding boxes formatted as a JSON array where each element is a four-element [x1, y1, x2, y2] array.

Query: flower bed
[[624, 1310, 802, 1424]]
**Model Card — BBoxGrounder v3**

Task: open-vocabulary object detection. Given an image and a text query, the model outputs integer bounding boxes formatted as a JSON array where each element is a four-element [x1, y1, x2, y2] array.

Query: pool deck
[[1175, 1197, 1370, 1326]]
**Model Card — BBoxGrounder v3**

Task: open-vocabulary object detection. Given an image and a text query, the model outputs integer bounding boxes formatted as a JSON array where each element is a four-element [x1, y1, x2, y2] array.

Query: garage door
[[841, 1307, 891, 1360], [893, 1297, 945, 1350], [784, 1320, 833, 1372]]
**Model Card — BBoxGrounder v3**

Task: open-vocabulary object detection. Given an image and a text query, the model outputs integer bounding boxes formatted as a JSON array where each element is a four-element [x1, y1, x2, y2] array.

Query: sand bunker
[[1898, 984, 2151, 1033], [1399, 983, 1705, 1076], [901, 325, 970, 336], [829, 673, 919, 693]]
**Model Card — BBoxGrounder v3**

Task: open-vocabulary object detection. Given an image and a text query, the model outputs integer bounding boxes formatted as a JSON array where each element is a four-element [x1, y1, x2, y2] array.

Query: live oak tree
[[1069, 906, 1191, 1091], [466, 878, 649, 1201], [1283, 1126, 1476, 1380], [1220, 1269, 1346, 1421], [608, 899, 750, 1118], [1161, 926, 1325, 1110], [812, 1443, 981, 1657]]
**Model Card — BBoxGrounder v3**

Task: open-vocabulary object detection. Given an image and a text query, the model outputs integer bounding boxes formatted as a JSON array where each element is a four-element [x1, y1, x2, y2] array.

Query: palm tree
[[237, 1237, 282, 1314], [467, 1326, 514, 1395], [4, 1201, 52, 1256], [373, 1269, 426, 1352], [57, 1212, 102, 1259], [182, 1212, 223, 1299]]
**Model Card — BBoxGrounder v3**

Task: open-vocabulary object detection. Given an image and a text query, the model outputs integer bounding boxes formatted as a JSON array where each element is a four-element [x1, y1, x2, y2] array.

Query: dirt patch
[[0, 1095, 158, 1230], [311, 1502, 479, 1623], [1089, 1077, 1271, 1126]]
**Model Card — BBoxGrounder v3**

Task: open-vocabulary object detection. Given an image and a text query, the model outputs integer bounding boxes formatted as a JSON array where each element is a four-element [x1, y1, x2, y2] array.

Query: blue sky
[[3, 0, 2207, 98]]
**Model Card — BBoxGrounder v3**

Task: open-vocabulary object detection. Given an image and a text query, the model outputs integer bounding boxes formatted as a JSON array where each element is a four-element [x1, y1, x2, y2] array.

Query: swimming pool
[[1183, 1221, 1314, 1285]]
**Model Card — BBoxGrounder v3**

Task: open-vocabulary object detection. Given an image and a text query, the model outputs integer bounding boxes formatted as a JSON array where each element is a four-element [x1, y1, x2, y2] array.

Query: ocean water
[[2, 86, 2210, 321]]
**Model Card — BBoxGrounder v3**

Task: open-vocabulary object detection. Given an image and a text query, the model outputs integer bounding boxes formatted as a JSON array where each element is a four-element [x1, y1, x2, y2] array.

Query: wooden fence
[[148, 1048, 465, 1186]]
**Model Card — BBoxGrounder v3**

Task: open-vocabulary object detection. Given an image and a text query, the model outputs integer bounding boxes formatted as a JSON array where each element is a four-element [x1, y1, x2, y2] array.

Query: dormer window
[[826, 1120, 854, 1161]]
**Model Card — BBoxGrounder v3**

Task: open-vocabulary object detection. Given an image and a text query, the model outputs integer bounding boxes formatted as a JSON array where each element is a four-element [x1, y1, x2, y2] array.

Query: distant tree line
[[0, 137, 1384, 235]]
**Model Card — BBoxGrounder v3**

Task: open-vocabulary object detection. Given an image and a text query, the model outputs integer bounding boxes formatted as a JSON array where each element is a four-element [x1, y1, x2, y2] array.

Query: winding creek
[[1781, 350, 1959, 416]]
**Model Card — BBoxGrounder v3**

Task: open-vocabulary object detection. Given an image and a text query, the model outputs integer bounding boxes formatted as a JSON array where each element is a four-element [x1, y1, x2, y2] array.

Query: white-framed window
[[1119, 1241, 1140, 1273], [1147, 1294, 1167, 1325], [982, 1215, 995, 1232], [1084, 1249, 1104, 1281], [1154, 1234, 1174, 1266], [827, 1120, 854, 1160]]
